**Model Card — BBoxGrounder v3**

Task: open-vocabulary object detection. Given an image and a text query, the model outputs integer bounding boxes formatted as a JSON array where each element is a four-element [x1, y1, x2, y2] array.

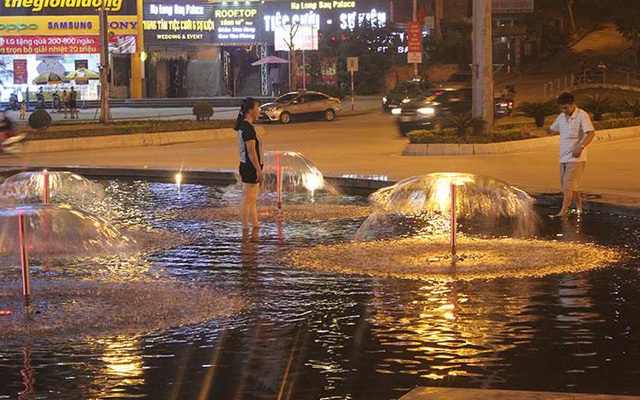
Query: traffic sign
[[347, 57, 359, 72]]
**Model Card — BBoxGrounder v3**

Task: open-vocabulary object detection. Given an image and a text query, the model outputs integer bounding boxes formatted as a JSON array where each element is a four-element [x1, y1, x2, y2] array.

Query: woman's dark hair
[[557, 92, 575, 106], [234, 97, 260, 130]]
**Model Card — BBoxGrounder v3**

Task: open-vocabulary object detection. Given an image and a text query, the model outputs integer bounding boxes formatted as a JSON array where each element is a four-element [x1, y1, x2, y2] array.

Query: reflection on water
[[0, 178, 639, 399]]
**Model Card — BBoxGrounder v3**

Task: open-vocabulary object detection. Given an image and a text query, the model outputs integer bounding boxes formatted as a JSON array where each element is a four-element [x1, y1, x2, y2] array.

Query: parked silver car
[[259, 91, 342, 124]]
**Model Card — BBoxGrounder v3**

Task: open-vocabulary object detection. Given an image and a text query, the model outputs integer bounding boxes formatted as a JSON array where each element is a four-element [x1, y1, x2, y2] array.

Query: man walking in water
[[548, 92, 596, 218]]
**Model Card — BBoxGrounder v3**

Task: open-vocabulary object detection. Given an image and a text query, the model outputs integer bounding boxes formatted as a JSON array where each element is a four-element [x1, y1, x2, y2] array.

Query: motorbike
[[494, 97, 515, 117], [0, 114, 25, 155], [494, 85, 516, 117], [52, 90, 62, 112], [36, 89, 45, 110], [9, 91, 19, 111]]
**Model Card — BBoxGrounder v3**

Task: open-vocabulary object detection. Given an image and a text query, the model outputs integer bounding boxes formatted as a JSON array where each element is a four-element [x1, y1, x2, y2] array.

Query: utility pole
[[472, 0, 493, 133], [413, 0, 418, 78], [566, 0, 576, 35], [99, 5, 112, 123], [434, 0, 443, 41]]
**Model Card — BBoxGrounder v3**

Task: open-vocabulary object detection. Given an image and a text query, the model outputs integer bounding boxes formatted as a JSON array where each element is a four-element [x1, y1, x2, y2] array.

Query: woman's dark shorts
[[239, 162, 262, 184]]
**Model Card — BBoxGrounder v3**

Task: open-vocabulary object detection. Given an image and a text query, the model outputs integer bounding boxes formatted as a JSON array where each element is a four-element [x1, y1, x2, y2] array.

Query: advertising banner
[[407, 21, 422, 64], [0, 16, 138, 36], [0, 35, 99, 54], [143, 2, 216, 44], [274, 24, 317, 51], [214, 6, 261, 45], [263, 0, 389, 42], [13, 58, 27, 84], [74, 58, 89, 85], [108, 34, 137, 53], [492, 0, 534, 13], [143, 2, 262, 45], [321, 57, 337, 85], [0, 0, 136, 16]]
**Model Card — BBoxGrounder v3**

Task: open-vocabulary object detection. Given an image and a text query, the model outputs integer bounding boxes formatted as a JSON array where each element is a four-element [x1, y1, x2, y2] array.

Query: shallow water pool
[[0, 178, 639, 400]]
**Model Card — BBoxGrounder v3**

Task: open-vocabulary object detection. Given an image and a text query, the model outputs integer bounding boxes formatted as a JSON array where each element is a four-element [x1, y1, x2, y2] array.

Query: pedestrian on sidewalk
[[597, 61, 607, 83], [547, 92, 596, 218], [235, 97, 263, 232], [69, 87, 78, 119], [62, 89, 69, 119], [19, 100, 26, 120]]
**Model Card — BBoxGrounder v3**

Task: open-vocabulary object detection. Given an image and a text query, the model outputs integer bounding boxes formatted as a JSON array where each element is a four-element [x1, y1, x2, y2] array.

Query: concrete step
[[400, 388, 640, 400]]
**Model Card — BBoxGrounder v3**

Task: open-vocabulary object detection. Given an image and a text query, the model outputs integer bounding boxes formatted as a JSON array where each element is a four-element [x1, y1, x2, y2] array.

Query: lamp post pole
[[99, 5, 111, 123]]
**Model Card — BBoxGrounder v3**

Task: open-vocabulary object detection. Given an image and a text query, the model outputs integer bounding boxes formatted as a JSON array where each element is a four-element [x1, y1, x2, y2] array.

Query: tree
[[282, 24, 300, 89], [425, 19, 472, 66], [517, 100, 557, 127], [579, 94, 619, 121], [611, 1, 640, 67], [317, 23, 405, 94]]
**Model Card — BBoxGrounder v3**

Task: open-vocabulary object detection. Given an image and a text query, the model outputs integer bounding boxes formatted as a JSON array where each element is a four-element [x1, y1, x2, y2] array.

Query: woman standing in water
[[236, 97, 263, 231]]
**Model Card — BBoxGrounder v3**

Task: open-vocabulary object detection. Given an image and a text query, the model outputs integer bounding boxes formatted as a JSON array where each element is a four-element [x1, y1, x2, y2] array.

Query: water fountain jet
[[285, 173, 621, 280]]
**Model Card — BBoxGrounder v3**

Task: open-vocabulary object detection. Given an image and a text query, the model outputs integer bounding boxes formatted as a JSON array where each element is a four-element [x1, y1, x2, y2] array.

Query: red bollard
[[276, 151, 282, 209], [18, 212, 31, 307], [450, 183, 457, 258], [42, 169, 50, 204]]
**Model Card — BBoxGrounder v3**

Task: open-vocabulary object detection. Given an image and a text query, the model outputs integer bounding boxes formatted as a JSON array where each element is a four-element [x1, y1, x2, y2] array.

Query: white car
[[259, 91, 342, 124]]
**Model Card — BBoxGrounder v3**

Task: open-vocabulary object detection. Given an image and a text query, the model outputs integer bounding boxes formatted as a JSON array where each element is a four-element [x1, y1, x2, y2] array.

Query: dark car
[[393, 87, 515, 135], [438, 72, 473, 89], [393, 88, 472, 135], [259, 91, 342, 124], [382, 81, 430, 112]]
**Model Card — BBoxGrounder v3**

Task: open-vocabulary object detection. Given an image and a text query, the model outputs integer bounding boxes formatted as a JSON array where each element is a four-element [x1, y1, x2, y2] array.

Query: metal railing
[[543, 69, 640, 99]]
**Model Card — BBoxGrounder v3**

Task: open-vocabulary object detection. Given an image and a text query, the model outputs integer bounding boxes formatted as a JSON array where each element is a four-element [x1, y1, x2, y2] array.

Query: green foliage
[[623, 99, 640, 117], [440, 113, 474, 137], [517, 100, 557, 127], [317, 23, 404, 95], [578, 94, 620, 121], [592, 116, 640, 130], [192, 101, 214, 121], [26, 119, 235, 140], [611, 1, 640, 65], [28, 109, 52, 130], [408, 128, 534, 144], [425, 20, 472, 66], [407, 116, 640, 144]]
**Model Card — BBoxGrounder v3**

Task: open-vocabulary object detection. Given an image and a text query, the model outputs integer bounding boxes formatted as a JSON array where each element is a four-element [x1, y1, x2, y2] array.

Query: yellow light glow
[[430, 173, 475, 213], [175, 172, 183, 187], [302, 171, 324, 192]]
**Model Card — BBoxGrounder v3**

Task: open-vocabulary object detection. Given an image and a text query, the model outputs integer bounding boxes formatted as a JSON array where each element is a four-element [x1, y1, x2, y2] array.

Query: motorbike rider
[[9, 90, 19, 111], [501, 85, 516, 101], [52, 89, 61, 111], [36, 87, 45, 109]]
